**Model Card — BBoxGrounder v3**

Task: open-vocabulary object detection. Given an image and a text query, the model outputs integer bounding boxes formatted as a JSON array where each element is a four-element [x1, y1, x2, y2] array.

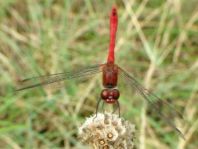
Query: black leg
[[117, 101, 120, 117], [112, 101, 120, 117], [101, 100, 105, 114], [93, 97, 102, 121]]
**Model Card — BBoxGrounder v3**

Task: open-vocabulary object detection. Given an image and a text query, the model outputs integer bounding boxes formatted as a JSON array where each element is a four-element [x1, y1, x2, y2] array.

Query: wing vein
[[118, 66, 185, 139], [16, 64, 103, 91]]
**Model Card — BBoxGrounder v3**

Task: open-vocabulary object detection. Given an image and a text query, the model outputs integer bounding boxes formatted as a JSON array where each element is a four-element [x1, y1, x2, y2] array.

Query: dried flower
[[78, 112, 135, 149]]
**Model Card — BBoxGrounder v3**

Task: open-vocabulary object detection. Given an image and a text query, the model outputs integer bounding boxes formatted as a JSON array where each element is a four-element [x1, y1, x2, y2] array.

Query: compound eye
[[101, 89, 109, 99], [112, 89, 120, 99]]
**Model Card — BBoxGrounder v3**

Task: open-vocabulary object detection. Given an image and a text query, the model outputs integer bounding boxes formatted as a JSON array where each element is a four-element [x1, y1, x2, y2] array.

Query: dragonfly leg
[[101, 101, 105, 114], [112, 101, 120, 117], [93, 98, 102, 121]]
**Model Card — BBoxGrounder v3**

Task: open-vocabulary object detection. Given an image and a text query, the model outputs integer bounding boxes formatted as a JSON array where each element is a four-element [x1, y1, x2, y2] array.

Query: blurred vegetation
[[0, 0, 197, 148]]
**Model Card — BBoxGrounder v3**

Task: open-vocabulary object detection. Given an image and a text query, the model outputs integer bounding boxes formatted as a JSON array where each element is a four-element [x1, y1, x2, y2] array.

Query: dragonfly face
[[101, 88, 120, 104]]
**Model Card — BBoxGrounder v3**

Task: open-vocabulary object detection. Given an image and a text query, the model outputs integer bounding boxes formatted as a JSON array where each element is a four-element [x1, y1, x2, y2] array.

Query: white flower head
[[78, 112, 135, 149]]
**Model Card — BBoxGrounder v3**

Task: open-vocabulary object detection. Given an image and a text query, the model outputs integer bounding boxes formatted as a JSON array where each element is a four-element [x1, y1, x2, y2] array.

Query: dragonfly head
[[101, 88, 120, 104]]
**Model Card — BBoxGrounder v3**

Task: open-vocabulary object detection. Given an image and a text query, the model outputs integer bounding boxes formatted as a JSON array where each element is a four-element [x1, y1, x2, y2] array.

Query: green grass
[[0, 0, 198, 148]]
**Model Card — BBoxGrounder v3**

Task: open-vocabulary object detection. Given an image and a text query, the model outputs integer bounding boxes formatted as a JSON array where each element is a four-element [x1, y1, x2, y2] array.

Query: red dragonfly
[[16, 7, 184, 139]]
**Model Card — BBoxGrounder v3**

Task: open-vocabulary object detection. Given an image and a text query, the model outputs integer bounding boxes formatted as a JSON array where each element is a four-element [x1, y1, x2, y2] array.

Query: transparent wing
[[16, 64, 103, 91], [118, 66, 185, 139]]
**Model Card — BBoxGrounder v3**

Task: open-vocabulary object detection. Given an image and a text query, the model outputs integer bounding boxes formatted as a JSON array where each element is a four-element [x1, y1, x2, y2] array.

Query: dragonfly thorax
[[101, 88, 120, 104], [102, 63, 118, 88]]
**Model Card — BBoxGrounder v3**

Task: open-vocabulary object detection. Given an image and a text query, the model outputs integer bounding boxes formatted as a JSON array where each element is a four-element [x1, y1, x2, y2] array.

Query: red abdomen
[[102, 63, 118, 88]]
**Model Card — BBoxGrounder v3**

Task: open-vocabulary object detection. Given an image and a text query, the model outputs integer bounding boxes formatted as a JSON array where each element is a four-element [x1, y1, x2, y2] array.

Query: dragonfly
[[16, 7, 184, 139]]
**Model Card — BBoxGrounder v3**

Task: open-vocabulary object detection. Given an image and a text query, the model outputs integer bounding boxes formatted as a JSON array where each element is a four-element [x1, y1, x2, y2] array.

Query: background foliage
[[0, 0, 197, 148]]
